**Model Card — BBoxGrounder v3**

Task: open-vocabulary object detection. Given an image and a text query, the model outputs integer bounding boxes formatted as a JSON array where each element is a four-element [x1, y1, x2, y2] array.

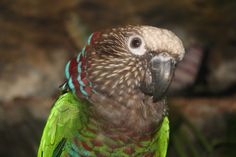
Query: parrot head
[[65, 25, 185, 131]]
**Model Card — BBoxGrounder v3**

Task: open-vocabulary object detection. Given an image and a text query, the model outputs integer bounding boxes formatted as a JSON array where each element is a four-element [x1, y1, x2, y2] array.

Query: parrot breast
[[66, 119, 156, 157]]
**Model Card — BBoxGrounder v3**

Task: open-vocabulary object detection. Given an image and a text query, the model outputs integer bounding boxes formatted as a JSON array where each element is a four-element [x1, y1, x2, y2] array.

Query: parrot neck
[[89, 115, 156, 141], [65, 32, 100, 98], [87, 92, 167, 139]]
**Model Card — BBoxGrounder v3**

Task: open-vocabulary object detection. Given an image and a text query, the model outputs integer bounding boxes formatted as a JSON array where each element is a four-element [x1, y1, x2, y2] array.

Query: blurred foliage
[[168, 99, 236, 157]]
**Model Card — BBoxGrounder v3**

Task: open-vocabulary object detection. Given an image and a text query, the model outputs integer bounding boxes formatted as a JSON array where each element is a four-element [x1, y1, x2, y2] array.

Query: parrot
[[38, 25, 185, 157]]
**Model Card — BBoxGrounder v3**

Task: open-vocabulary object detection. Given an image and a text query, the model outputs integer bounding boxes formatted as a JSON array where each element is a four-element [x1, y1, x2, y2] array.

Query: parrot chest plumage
[[66, 118, 157, 157], [37, 92, 167, 157]]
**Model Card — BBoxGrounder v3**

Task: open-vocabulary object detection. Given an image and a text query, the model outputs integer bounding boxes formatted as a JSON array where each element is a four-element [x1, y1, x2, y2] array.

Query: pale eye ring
[[128, 35, 146, 56]]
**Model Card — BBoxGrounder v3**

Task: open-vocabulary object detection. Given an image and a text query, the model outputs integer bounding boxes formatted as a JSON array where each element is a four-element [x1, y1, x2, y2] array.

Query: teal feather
[[52, 138, 67, 157]]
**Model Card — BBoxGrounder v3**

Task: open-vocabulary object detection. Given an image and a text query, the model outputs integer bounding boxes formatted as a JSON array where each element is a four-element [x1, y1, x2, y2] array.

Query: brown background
[[0, 0, 236, 157]]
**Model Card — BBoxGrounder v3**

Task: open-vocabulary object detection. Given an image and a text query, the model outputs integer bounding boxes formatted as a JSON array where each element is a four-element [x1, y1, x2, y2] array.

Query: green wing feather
[[37, 92, 89, 157], [154, 116, 170, 157]]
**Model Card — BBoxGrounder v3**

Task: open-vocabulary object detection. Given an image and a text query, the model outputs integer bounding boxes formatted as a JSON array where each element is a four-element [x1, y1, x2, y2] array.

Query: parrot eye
[[130, 37, 142, 48], [128, 35, 146, 56]]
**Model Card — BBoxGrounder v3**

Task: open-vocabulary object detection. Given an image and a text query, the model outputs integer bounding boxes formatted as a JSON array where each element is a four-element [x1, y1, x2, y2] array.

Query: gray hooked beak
[[141, 53, 176, 102]]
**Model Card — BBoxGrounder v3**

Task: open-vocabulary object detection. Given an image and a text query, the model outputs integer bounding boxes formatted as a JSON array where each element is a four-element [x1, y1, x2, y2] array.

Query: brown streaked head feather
[[83, 25, 185, 135]]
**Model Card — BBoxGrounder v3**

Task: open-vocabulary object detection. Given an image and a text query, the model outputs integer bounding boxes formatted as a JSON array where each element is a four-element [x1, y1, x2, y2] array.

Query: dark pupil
[[130, 37, 141, 48]]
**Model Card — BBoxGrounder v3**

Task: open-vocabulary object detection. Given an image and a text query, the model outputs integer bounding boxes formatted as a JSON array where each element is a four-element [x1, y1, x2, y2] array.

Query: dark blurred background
[[0, 0, 236, 157]]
